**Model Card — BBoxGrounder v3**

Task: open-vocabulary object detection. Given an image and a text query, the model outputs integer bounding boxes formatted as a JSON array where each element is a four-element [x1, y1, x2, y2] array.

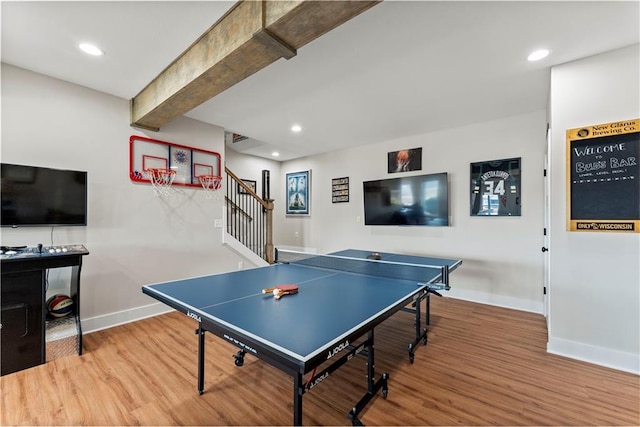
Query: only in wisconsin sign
[[567, 118, 639, 232]]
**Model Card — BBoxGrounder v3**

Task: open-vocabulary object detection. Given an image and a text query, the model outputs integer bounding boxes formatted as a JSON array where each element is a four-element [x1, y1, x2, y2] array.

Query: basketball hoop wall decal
[[145, 168, 176, 197], [129, 135, 222, 195], [199, 174, 222, 199]]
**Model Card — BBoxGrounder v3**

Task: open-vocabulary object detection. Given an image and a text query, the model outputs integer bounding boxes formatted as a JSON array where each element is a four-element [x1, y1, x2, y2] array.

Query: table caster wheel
[[381, 373, 389, 399], [233, 350, 245, 367]]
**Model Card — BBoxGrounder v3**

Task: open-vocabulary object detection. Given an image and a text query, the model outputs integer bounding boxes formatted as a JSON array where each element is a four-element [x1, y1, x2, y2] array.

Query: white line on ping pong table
[[196, 266, 347, 311], [191, 248, 454, 312]]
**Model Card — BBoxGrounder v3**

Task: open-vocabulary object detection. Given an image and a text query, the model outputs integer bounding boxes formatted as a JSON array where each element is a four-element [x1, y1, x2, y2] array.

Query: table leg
[[407, 293, 428, 363], [293, 371, 303, 425], [348, 330, 388, 425], [427, 291, 432, 326], [197, 326, 205, 395]]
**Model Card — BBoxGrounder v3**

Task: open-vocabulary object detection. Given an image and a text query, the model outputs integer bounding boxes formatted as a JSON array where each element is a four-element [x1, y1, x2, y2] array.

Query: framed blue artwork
[[286, 170, 310, 215]]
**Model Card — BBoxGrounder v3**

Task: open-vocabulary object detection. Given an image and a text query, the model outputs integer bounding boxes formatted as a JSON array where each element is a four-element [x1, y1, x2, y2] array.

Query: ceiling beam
[[130, 0, 380, 131]]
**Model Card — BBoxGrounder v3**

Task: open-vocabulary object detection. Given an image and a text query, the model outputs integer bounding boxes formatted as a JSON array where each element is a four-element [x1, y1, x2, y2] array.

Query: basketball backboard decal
[[142, 155, 168, 171], [129, 135, 221, 188]]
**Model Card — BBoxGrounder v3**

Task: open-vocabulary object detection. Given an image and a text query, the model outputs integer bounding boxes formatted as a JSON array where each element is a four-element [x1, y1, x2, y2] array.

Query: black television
[[363, 173, 449, 226], [1, 163, 88, 227]]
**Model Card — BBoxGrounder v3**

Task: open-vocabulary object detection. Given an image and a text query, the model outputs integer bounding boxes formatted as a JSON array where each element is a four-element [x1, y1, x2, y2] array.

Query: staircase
[[224, 167, 274, 264]]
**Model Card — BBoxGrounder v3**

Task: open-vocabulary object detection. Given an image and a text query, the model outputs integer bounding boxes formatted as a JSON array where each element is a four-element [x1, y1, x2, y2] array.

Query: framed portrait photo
[[286, 170, 310, 215], [388, 147, 422, 173]]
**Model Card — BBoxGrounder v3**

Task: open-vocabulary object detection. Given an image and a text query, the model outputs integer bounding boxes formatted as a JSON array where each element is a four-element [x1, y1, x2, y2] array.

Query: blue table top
[[143, 249, 460, 363]]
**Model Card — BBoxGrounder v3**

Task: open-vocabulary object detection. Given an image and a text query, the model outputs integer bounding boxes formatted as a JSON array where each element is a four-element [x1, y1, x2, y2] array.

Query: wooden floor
[[2, 297, 638, 426]]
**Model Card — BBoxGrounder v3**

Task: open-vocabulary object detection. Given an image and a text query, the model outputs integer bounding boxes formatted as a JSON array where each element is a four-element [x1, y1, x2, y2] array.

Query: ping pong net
[[275, 249, 450, 288]]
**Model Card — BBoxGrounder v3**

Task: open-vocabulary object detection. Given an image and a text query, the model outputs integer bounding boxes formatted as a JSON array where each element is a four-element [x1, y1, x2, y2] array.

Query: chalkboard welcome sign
[[567, 118, 639, 232]]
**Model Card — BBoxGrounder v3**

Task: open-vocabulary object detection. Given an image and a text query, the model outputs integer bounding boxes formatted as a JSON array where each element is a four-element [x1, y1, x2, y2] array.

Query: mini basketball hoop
[[199, 175, 222, 199], [145, 168, 176, 197]]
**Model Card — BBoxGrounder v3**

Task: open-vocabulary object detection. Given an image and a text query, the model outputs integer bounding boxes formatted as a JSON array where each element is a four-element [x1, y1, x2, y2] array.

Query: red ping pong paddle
[[262, 284, 299, 300]]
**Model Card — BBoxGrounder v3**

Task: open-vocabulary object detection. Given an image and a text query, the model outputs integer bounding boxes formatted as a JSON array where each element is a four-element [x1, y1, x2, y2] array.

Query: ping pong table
[[142, 249, 461, 425]]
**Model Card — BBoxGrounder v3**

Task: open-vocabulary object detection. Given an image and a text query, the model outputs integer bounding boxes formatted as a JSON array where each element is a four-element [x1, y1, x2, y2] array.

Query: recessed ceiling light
[[528, 49, 550, 62], [79, 43, 104, 56], [272, 151, 280, 157], [291, 125, 302, 133]]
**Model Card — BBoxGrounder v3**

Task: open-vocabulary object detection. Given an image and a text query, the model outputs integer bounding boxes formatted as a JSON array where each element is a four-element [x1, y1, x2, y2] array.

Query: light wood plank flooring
[[2, 297, 638, 425]]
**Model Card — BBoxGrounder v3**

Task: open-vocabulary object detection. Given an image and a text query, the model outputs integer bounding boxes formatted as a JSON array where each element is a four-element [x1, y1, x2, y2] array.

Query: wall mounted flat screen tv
[[1, 163, 88, 227], [363, 173, 449, 226]]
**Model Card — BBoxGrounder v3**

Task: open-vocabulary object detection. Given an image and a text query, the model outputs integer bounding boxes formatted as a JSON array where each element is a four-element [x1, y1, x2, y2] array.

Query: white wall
[[278, 110, 547, 314], [1, 64, 248, 332], [548, 45, 640, 373]]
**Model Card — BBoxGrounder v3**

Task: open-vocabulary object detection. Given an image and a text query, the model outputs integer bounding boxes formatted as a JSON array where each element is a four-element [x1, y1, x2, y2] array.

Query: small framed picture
[[388, 147, 422, 173], [286, 170, 310, 215], [332, 177, 349, 203], [238, 179, 257, 194]]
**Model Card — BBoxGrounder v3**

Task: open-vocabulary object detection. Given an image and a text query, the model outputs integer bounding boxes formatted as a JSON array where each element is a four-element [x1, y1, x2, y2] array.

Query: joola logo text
[[327, 340, 349, 359], [308, 372, 329, 390], [187, 311, 201, 322]]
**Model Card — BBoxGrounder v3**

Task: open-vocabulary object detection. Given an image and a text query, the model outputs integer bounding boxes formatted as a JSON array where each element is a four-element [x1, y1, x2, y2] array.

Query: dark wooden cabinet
[[1, 269, 45, 374], [1, 245, 89, 375]]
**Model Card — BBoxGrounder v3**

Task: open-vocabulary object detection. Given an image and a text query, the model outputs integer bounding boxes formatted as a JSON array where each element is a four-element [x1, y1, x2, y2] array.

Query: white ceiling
[[2, 1, 639, 161]]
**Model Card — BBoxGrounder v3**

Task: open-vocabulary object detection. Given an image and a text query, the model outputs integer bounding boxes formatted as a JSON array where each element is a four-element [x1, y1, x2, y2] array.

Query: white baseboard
[[547, 337, 639, 375], [447, 287, 544, 314], [82, 288, 543, 337], [275, 245, 318, 253], [81, 302, 172, 335]]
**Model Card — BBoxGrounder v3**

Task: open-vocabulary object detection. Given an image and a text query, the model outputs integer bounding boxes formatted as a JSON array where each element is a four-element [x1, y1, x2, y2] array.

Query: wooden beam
[[130, 0, 380, 131]]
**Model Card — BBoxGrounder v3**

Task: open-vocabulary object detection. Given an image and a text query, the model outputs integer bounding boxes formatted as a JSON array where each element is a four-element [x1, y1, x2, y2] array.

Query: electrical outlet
[[238, 261, 243, 270], [214, 219, 223, 228], [294, 231, 299, 239]]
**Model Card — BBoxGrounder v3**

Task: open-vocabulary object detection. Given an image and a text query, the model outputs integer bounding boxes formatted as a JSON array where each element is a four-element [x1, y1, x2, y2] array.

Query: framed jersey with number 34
[[470, 157, 521, 216]]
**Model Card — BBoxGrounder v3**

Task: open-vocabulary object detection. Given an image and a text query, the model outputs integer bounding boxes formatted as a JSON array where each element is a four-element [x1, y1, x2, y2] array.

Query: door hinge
[[543, 286, 547, 295]]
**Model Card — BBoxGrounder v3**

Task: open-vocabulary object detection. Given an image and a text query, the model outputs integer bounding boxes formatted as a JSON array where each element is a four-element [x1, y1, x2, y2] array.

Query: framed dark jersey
[[470, 158, 521, 216]]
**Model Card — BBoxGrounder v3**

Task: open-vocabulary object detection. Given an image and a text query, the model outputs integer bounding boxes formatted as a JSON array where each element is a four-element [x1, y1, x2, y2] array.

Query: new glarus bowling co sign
[[567, 118, 639, 232]]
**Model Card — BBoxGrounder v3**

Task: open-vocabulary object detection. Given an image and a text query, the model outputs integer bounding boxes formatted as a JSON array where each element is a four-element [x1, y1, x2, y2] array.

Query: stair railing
[[225, 167, 274, 263]]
